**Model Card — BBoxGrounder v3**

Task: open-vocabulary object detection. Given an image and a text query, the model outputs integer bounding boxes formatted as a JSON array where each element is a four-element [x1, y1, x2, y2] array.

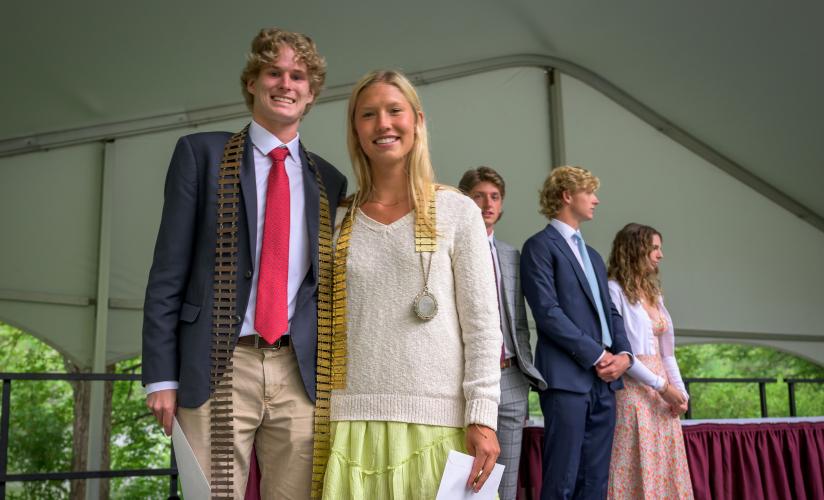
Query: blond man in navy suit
[[460, 167, 547, 500], [521, 166, 633, 499]]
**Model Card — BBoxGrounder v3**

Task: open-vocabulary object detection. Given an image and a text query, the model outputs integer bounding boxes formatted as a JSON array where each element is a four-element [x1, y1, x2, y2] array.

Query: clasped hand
[[660, 384, 689, 417], [595, 352, 631, 382]]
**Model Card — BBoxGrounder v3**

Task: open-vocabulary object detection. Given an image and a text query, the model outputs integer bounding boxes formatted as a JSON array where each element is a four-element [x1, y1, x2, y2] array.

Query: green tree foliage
[[527, 343, 824, 419], [0, 324, 73, 499], [676, 343, 824, 419], [107, 361, 170, 499], [0, 324, 170, 499]]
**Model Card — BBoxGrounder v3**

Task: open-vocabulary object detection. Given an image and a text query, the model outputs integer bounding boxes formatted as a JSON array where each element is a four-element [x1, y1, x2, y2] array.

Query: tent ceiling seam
[[0, 53, 820, 232], [679, 329, 824, 343]]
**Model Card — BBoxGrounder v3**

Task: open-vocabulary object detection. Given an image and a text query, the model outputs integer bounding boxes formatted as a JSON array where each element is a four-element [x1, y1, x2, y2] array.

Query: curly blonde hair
[[240, 27, 326, 115], [346, 70, 445, 235], [538, 166, 600, 219], [607, 223, 663, 304]]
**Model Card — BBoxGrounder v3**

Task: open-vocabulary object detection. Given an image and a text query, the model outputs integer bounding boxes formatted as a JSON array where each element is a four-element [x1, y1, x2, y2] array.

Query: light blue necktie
[[572, 233, 612, 347]]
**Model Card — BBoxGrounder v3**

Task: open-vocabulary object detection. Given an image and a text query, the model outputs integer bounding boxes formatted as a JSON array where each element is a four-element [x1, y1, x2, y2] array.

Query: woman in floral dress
[[606, 223, 694, 499]]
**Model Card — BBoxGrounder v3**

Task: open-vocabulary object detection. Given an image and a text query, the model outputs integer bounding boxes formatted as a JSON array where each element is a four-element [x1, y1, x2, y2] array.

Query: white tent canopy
[[2, 0, 822, 368]]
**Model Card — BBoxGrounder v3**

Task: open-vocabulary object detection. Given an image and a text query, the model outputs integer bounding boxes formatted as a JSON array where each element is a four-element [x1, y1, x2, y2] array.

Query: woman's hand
[[465, 424, 500, 493], [659, 383, 686, 415], [670, 399, 689, 417]]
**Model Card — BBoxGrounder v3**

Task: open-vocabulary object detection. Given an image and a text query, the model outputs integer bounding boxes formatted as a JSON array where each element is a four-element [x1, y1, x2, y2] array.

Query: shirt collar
[[550, 218, 580, 241], [249, 120, 301, 163], [487, 231, 495, 246]]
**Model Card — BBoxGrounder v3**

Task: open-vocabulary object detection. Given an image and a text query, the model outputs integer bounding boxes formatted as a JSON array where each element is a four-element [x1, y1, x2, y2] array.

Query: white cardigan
[[608, 281, 688, 399], [330, 190, 502, 429]]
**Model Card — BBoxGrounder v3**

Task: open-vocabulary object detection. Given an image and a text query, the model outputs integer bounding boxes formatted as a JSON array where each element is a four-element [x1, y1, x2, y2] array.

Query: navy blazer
[[141, 131, 347, 408], [520, 224, 631, 394]]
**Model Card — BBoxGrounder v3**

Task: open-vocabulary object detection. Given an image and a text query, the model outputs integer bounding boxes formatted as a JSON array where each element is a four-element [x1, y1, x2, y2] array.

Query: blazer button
[[232, 314, 242, 323], [244, 270, 252, 279]]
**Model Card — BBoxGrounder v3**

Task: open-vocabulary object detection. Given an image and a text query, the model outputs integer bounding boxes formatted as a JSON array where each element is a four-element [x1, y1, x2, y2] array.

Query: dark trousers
[[539, 380, 616, 500]]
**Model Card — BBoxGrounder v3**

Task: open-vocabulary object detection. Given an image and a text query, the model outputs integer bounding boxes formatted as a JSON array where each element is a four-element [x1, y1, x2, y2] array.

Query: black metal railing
[[785, 378, 824, 417], [2, 373, 823, 496], [0, 372, 178, 500], [683, 377, 824, 420]]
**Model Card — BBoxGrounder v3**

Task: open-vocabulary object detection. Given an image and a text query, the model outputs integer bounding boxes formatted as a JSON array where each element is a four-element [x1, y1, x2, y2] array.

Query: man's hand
[[465, 424, 500, 493], [146, 389, 177, 436], [596, 353, 631, 382]]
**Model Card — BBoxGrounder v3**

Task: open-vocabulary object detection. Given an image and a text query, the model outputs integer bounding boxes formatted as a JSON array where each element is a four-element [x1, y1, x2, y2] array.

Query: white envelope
[[172, 417, 211, 499], [436, 450, 504, 500]]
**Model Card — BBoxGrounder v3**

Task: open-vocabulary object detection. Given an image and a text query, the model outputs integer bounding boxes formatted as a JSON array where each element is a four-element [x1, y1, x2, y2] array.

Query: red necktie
[[255, 146, 290, 343], [490, 243, 506, 364]]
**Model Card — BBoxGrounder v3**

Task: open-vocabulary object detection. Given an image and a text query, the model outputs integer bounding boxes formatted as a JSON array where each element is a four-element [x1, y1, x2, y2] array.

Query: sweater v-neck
[[356, 207, 414, 232]]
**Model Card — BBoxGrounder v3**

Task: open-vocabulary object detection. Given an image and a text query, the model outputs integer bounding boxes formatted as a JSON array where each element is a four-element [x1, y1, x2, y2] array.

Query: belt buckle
[[254, 335, 285, 350]]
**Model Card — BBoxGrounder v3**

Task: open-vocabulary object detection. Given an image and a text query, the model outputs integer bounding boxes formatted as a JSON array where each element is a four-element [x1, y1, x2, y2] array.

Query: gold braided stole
[[210, 132, 333, 498], [209, 126, 248, 498], [415, 189, 438, 253], [309, 154, 335, 499], [309, 188, 437, 497]]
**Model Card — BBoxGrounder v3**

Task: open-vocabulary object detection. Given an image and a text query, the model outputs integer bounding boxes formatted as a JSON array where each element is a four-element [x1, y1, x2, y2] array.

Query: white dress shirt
[[608, 281, 689, 398], [549, 218, 586, 269], [146, 120, 310, 395]]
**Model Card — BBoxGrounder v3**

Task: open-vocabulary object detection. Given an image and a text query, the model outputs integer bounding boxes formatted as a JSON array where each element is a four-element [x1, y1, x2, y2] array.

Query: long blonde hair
[[346, 70, 440, 234]]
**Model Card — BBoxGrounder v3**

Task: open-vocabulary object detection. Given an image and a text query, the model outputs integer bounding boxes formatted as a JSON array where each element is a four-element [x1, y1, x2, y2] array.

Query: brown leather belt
[[236, 335, 291, 350], [501, 357, 515, 369]]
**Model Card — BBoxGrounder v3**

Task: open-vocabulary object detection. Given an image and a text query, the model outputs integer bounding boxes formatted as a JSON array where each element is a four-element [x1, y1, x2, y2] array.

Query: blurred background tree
[[0, 323, 169, 499]]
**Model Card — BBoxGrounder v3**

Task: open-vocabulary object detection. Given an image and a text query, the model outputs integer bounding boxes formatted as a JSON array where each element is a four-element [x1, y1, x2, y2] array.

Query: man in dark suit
[[521, 166, 633, 500], [459, 166, 547, 500], [142, 28, 347, 498]]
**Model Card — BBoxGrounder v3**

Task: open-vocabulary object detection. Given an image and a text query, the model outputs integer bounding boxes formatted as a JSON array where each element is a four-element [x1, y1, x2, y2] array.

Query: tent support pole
[[85, 140, 115, 500]]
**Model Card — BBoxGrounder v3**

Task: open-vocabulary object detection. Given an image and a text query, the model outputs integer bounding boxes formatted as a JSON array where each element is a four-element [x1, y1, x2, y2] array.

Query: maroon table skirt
[[515, 420, 824, 500], [244, 419, 824, 499]]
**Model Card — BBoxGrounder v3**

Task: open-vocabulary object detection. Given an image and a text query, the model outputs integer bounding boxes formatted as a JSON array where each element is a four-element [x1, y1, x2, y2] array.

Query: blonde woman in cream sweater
[[321, 70, 502, 500]]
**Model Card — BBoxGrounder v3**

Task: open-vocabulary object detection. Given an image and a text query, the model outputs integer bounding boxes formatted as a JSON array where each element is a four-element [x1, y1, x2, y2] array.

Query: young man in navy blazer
[[142, 28, 347, 498], [521, 166, 633, 499]]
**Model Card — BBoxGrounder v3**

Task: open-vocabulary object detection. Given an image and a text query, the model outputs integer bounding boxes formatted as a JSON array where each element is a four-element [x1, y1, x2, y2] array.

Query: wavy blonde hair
[[538, 166, 600, 219], [607, 223, 663, 304], [240, 27, 326, 115], [346, 70, 443, 234]]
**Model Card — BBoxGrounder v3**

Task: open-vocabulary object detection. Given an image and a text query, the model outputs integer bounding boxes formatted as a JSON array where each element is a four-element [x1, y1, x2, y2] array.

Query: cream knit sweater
[[330, 190, 502, 430]]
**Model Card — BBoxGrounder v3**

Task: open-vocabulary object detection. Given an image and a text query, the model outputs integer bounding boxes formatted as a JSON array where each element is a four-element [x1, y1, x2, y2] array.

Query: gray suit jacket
[[495, 237, 547, 390], [141, 131, 347, 408]]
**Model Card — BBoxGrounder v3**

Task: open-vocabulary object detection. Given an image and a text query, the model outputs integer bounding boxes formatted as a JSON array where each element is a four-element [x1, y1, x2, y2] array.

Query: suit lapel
[[494, 241, 515, 331], [239, 135, 257, 260], [300, 143, 320, 282], [546, 225, 597, 308]]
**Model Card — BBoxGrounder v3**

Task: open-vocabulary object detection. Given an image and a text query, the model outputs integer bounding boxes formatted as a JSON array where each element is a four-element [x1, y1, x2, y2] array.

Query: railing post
[[684, 381, 691, 419], [168, 445, 178, 499], [758, 382, 768, 418], [1, 379, 11, 500], [788, 381, 797, 417]]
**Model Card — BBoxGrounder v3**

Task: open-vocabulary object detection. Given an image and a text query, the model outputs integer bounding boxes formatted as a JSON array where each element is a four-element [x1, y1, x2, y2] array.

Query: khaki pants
[[177, 344, 315, 499]]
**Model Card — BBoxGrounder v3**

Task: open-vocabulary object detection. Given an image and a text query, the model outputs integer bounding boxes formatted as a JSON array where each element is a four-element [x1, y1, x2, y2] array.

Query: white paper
[[172, 417, 211, 499], [436, 450, 504, 500]]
